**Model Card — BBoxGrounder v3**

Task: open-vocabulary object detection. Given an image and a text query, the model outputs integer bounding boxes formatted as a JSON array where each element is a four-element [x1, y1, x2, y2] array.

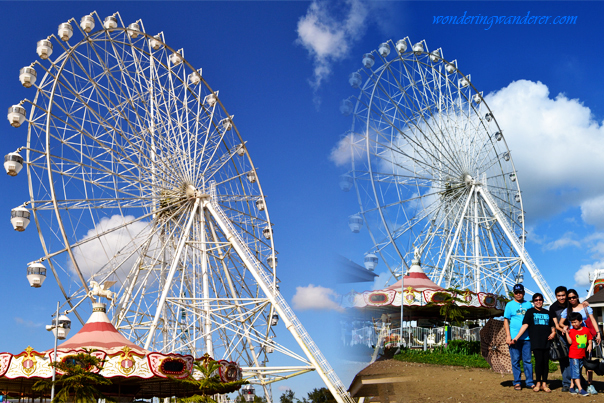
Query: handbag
[[584, 308, 599, 338], [584, 343, 604, 376], [549, 333, 568, 360]]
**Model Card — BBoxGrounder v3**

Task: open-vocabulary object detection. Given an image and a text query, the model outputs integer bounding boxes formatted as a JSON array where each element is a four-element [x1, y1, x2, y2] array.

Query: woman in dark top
[[513, 293, 556, 392]]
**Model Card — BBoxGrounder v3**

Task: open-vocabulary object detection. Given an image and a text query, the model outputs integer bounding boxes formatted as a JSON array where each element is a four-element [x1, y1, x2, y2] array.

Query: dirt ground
[[355, 359, 604, 402]]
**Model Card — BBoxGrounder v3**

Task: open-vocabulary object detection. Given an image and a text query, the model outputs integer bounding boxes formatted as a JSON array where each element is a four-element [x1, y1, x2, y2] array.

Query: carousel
[[0, 299, 244, 401], [341, 256, 506, 321]]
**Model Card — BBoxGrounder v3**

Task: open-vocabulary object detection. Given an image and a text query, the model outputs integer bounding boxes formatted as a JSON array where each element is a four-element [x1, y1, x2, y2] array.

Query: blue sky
[[0, 0, 604, 399]]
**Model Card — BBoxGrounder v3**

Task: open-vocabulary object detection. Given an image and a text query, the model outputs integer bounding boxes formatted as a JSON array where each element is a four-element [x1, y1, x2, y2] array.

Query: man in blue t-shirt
[[504, 283, 535, 390]]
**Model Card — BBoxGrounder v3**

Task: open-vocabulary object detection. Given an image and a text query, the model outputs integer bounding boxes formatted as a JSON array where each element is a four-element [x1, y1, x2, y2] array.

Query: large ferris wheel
[[5, 11, 353, 403], [339, 38, 554, 304]]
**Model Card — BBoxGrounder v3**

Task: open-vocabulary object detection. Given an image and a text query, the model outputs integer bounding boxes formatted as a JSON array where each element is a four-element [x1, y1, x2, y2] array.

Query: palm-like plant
[[426, 288, 469, 324], [33, 349, 114, 403], [173, 354, 248, 403]]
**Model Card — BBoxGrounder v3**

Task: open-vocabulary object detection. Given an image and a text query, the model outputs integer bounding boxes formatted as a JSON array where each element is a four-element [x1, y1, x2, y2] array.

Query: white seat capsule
[[169, 51, 183, 66], [445, 63, 455, 74], [362, 53, 375, 69], [348, 214, 363, 233], [49, 315, 72, 340], [460, 77, 470, 88], [235, 143, 245, 156], [339, 174, 353, 192], [340, 99, 353, 116], [395, 39, 407, 54], [485, 112, 493, 122], [188, 70, 202, 86], [11, 206, 30, 231], [349, 72, 362, 88], [8, 105, 26, 128], [378, 42, 390, 57], [515, 193, 521, 203], [519, 234, 526, 242], [256, 199, 265, 211], [270, 314, 279, 326], [36, 39, 53, 59], [149, 35, 162, 50], [502, 152, 510, 161], [220, 117, 232, 131], [494, 131, 503, 141], [518, 214, 524, 223], [509, 173, 516, 182], [27, 262, 47, 288], [430, 49, 440, 62], [127, 22, 140, 38], [267, 256, 278, 269], [204, 93, 217, 107], [4, 152, 23, 176], [58, 23, 73, 41], [80, 15, 95, 33], [364, 253, 378, 271], [19, 67, 37, 88], [473, 93, 482, 104], [263, 226, 272, 239], [104, 16, 118, 30], [412, 42, 424, 55], [247, 172, 256, 183]]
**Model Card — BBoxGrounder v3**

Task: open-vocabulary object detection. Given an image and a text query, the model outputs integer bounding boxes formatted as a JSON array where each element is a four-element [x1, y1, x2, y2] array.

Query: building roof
[[56, 302, 148, 355], [385, 260, 443, 291]]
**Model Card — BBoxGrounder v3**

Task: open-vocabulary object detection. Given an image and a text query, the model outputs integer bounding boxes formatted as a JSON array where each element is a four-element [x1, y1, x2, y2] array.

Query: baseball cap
[[513, 284, 525, 293]]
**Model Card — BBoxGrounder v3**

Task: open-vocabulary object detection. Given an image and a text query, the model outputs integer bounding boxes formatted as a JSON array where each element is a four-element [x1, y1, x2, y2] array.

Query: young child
[[565, 312, 593, 397]]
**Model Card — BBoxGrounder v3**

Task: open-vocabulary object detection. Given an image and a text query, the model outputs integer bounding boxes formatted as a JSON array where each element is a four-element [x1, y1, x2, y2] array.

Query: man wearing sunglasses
[[550, 286, 591, 392], [504, 283, 535, 391]]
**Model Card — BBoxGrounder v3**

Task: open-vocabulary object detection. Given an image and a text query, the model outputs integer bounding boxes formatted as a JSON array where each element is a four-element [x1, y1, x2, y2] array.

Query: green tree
[[306, 388, 336, 403], [280, 390, 296, 403], [426, 289, 469, 324], [32, 349, 114, 403], [173, 354, 247, 403]]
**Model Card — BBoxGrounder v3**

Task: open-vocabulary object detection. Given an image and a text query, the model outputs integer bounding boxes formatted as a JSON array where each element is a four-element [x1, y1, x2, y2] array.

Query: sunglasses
[[514, 291, 524, 294], [569, 296, 578, 300], [533, 299, 544, 302]]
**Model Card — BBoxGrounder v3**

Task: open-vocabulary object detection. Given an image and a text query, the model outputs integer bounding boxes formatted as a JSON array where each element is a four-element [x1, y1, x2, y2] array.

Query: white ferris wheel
[[339, 38, 555, 304], [5, 11, 353, 403]]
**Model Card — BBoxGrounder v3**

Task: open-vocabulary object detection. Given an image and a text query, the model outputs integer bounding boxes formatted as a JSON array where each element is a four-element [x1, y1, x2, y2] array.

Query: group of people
[[504, 284, 601, 396]]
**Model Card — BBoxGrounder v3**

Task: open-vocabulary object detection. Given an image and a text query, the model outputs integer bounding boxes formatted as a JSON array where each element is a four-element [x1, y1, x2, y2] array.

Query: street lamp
[[46, 302, 71, 401]]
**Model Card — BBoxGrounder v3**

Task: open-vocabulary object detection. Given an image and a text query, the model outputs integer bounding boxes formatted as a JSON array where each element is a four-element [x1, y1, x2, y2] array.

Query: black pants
[[533, 348, 550, 383]]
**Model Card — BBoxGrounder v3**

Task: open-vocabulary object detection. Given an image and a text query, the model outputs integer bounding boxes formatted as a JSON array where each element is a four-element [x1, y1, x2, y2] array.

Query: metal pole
[[50, 301, 59, 401], [400, 274, 404, 347]]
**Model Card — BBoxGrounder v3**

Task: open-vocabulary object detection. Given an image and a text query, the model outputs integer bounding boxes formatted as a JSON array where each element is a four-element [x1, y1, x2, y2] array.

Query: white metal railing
[[352, 325, 481, 349], [207, 192, 354, 403]]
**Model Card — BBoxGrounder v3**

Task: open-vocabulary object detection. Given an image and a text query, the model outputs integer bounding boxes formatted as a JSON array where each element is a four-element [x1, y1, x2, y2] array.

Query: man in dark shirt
[[549, 285, 590, 392]]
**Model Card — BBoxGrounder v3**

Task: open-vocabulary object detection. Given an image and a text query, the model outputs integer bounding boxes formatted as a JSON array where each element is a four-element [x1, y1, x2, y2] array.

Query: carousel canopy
[[55, 303, 148, 355]]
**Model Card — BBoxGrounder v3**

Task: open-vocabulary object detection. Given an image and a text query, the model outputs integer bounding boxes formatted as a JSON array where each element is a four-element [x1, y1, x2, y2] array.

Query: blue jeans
[[509, 339, 534, 386], [559, 338, 571, 387], [570, 358, 583, 380]]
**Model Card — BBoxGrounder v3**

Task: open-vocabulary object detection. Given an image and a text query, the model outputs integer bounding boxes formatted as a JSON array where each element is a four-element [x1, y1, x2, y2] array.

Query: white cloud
[[574, 261, 604, 287], [277, 386, 292, 392], [330, 131, 365, 166], [581, 195, 604, 229], [372, 271, 391, 291], [14, 317, 43, 328], [296, 0, 369, 106], [544, 232, 581, 251], [292, 284, 343, 312], [485, 80, 604, 223], [70, 215, 151, 283]]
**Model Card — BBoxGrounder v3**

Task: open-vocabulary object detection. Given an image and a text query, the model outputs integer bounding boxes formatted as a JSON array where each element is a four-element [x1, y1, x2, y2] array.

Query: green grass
[[394, 340, 558, 372]]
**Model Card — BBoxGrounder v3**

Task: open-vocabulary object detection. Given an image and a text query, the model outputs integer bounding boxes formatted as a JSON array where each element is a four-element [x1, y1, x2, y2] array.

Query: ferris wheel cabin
[[26, 262, 47, 288], [4, 152, 23, 176], [10, 206, 30, 231]]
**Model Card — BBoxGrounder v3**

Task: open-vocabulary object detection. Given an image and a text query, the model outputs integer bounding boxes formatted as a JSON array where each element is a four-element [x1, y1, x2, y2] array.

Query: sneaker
[[579, 389, 589, 397], [562, 386, 570, 392], [570, 388, 578, 395], [588, 385, 598, 395]]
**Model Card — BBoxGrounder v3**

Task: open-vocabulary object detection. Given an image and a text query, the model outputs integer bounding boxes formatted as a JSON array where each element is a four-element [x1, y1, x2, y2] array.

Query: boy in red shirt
[[565, 312, 593, 396]]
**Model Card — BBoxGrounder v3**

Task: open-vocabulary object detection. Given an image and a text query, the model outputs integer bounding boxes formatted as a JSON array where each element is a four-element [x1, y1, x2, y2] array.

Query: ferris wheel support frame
[[204, 186, 354, 403], [478, 186, 554, 304]]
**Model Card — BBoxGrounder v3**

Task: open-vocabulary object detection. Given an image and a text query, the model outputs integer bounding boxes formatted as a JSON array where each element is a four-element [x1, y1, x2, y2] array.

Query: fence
[[350, 325, 481, 349]]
